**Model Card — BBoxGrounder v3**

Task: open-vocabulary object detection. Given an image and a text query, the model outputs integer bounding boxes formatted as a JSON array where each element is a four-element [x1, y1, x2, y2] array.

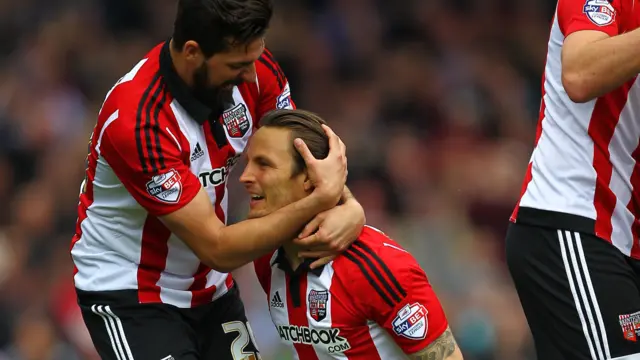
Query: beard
[[192, 62, 243, 116]]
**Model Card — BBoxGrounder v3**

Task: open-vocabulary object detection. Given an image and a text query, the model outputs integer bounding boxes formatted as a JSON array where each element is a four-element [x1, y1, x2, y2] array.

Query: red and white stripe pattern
[[71, 42, 290, 308], [512, 0, 640, 259], [255, 226, 449, 359]]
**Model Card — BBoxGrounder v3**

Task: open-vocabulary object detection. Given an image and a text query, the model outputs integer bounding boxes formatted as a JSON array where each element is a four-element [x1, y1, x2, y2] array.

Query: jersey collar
[[271, 247, 325, 277], [158, 40, 211, 125]]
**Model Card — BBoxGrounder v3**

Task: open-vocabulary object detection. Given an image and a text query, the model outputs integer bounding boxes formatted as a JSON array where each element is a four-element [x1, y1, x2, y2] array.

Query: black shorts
[[506, 222, 640, 360], [77, 286, 260, 360]]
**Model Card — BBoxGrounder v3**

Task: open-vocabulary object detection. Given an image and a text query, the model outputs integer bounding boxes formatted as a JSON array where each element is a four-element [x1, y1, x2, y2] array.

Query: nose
[[239, 165, 253, 185], [241, 63, 257, 83]]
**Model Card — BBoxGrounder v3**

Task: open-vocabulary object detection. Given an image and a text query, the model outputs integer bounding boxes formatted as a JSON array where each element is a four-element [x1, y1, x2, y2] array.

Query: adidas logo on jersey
[[191, 143, 204, 162], [271, 291, 284, 308]]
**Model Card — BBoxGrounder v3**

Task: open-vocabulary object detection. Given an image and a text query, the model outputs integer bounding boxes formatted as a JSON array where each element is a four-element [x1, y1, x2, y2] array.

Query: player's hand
[[294, 124, 347, 209], [306, 254, 336, 269], [294, 198, 365, 268]]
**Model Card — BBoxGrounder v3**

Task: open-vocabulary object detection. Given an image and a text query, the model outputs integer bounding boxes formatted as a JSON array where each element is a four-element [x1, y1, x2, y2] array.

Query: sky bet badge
[[393, 303, 428, 340], [276, 82, 292, 109], [583, 0, 616, 26], [146, 169, 182, 203]]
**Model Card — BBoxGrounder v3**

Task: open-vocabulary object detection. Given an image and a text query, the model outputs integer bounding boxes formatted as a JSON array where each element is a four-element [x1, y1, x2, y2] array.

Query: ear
[[302, 170, 313, 192], [183, 40, 203, 61]]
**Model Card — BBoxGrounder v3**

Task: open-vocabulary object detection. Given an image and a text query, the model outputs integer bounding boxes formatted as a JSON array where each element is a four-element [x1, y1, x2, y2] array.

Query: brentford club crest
[[222, 103, 250, 138], [308, 290, 329, 322], [620, 311, 640, 342]]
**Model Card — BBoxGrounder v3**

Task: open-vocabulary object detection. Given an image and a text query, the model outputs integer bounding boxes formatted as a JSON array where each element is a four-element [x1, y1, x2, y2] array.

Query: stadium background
[[0, 0, 557, 359]]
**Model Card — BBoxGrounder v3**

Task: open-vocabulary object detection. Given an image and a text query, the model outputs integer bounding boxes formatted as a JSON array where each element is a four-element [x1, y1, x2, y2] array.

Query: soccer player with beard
[[70, 1, 365, 359]]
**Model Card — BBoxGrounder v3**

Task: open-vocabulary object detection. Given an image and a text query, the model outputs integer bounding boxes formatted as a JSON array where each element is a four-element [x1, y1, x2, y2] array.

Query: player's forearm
[[340, 186, 365, 228], [209, 194, 329, 272], [340, 185, 355, 204], [409, 327, 463, 360], [562, 29, 640, 103]]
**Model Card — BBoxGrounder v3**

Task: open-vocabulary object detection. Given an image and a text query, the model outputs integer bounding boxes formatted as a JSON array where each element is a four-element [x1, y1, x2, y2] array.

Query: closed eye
[[229, 61, 253, 70], [254, 156, 273, 168]]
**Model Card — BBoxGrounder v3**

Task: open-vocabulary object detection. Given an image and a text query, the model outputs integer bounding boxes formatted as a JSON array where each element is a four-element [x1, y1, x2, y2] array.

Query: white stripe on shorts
[[91, 305, 134, 360], [558, 230, 610, 360]]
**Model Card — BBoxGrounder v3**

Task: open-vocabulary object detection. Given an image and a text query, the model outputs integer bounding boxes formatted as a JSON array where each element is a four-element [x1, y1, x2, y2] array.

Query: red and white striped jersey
[[70, 41, 295, 308], [511, 0, 640, 258], [254, 226, 449, 359]]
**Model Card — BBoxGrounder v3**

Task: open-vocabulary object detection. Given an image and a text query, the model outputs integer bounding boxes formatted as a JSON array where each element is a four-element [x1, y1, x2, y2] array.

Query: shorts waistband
[[513, 207, 596, 235], [76, 283, 238, 307]]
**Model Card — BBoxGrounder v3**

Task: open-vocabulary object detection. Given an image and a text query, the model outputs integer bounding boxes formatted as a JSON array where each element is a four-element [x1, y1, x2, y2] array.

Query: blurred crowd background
[[0, 0, 556, 359]]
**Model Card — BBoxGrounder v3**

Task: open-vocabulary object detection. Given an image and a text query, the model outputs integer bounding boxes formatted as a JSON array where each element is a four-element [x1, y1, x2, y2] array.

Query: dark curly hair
[[172, 0, 273, 57]]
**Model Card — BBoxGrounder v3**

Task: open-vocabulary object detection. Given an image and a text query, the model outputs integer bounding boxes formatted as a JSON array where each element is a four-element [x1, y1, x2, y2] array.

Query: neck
[[169, 39, 194, 87], [282, 241, 304, 271]]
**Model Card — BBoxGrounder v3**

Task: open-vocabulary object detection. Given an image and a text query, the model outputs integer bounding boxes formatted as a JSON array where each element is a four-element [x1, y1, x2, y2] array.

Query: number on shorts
[[222, 321, 261, 360]]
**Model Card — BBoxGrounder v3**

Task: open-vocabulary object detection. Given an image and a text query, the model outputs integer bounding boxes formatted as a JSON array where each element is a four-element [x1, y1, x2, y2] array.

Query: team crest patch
[[619, 311, 640, 342], [309, 290, 329, 322], [276, 82, 292, 109], [146, 168, 182, 203], [393, 303, 428, 340], [222, 103, 250, 138], [583, 0, 616, 26]]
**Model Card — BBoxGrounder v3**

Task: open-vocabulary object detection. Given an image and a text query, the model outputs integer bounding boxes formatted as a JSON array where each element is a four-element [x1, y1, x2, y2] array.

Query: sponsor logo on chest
[[277, 325, 351, 354], [197, 154, 240, 188]]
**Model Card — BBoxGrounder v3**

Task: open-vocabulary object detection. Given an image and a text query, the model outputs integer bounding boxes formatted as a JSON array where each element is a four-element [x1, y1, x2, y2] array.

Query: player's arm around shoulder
[[160, 173, 339, 272], [558, 0, 640, 102], [102, 106, 339, 273]]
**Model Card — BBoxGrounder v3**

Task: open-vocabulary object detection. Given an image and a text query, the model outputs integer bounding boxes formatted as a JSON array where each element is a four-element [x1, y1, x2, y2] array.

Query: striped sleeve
[[255, 48, 295, 122], [100, 77, 200, 216], [345, 232, 449, 355]]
